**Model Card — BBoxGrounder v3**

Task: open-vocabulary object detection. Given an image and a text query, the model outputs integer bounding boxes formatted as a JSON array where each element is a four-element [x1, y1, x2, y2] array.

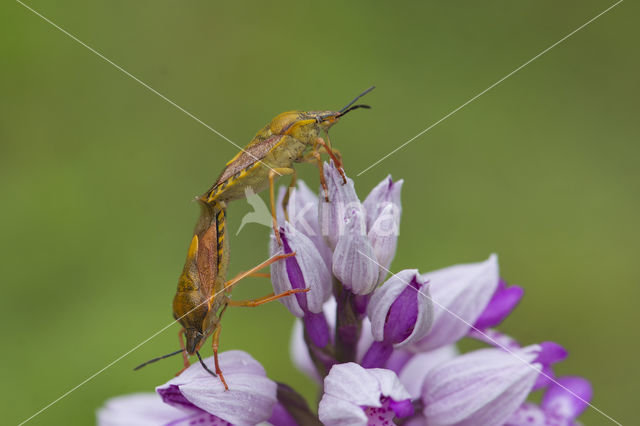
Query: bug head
[[185, 328, 205, 354], [270, 86, 374, 143]]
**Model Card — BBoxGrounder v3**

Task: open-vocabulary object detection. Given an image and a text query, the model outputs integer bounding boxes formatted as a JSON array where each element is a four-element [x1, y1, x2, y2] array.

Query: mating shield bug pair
[[135, 87, 374, 389]]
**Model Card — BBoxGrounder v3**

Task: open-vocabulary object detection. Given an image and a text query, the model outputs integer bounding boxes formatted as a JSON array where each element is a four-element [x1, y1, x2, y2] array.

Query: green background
[[1, 1, 637, 424]]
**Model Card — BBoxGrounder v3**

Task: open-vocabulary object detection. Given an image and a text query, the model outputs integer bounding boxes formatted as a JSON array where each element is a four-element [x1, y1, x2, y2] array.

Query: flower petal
[[319, 363, 413, 426], [318, 395, 368, 426], [422, 345, 542, 426], [323, 363, 382, 407], [474, 280, 523, 329], [541, 376, 592, 420], [276, 181, 333, 269], [157, 351, 277, 426], [411, 254, 500, 352], [332, 208, 379, 294], [366, 270, 433, 347], [363, 176, 403, 284], [97, 393, 198, 426], [398, 345, 458, 399], [318, 161, 362, 250], [271, 222, 332, 316], [368, 368, 412, 402]]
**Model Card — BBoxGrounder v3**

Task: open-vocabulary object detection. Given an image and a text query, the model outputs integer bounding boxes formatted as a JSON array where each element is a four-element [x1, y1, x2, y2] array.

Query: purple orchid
[[361, 270, 433, 368], [318, 363, 414, 426], [101, 161, 593, 425]]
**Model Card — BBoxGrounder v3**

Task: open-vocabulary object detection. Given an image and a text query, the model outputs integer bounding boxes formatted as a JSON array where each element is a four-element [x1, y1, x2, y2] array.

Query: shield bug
[[135, 201, 307, 390], [199, 86, 374, 244]]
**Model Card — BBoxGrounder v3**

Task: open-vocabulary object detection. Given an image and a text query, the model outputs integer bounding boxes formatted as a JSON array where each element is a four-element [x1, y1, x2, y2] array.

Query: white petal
[[318, 394, 368, 426], [157, 351, 277, 426], [398, 345, 458, 398], [422, 346, 541, 426], [332, 209, 379, 294], [411, 254, 499, 352], [368, 368, 411, 402], [323, 363, 382, 406], [97, 393, 195, 426], [283, 222, 332, 313]]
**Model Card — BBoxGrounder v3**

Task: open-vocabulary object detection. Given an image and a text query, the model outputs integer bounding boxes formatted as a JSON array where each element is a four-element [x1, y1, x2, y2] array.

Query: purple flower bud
[[410, 254, 500, 352], [318, 161, 362, 249], [156, 351, 277, 426], [363, 176, 403, 283], [362, 270, 433, 367], [332, 208, 379, 294], [276, 181, 333, 269], [319, 363, 414, 426], [422, 345, 543, 426], [270, 222, 332, 317], [474, 279, 524, 329], [363, 175, 404, 230]]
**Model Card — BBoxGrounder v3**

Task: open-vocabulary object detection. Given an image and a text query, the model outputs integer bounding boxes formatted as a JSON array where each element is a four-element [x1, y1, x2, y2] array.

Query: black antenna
[[339, 104, 371, 117], [133, 349, 183, 371], [196, 350, 217, 377], [339, 86, 375, 114]]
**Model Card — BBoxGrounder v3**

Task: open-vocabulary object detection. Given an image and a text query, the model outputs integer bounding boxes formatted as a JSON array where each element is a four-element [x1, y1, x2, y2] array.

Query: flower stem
[[333, 281, 362, 363]]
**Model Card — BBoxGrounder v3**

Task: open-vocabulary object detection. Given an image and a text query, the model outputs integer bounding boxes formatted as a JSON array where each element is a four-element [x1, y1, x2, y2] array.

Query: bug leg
[[281, 169, 298, 222], [317, 137, 346, 184], [211, 322, 229, 391], [228, 288, 310, 307], [248, 272, 271, 278], [268, 167, 295, 244], [313, 149, 329, 202], [176, 328, 190, 375], [223, 252, 295, 292]]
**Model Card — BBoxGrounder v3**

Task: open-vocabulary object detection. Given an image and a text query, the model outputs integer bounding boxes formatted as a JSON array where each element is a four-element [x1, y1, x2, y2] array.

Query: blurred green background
[[2, 1, 637, 424]]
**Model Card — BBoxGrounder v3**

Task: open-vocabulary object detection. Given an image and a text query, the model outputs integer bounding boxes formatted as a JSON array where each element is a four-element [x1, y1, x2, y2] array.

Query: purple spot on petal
[[157, 385, 195, 410], [281, 231, 308, 311], [388, 398, 414, 418]]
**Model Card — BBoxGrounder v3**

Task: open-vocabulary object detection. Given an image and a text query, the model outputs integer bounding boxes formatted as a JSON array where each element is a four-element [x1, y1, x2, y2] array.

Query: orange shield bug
[[135, 201, 308, 390], [200, 86, 374, 244]]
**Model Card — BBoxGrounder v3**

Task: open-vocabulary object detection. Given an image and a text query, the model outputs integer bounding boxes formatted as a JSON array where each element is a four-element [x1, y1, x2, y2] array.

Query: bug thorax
[[269, 110, 340, 144]]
